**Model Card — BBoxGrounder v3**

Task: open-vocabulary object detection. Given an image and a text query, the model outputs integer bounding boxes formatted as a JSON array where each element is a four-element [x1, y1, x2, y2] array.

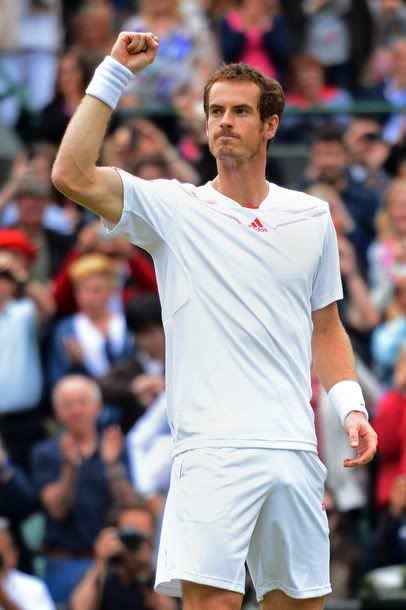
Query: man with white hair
[[31, 374, 137, 605]]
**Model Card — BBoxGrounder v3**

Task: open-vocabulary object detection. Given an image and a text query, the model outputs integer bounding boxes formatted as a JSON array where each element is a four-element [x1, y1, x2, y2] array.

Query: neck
[[85, 310, 110, 324], [73, 430, 97, 454], [213, 155, 269, 207]]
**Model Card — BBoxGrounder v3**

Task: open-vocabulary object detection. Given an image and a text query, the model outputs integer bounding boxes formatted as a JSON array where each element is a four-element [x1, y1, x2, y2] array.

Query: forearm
[[42, 463, 78, 520], [70, 562, 105, 610], [106, 462, 138, 504], [53, 96, 112, 197], [312, 319, 357, 391]]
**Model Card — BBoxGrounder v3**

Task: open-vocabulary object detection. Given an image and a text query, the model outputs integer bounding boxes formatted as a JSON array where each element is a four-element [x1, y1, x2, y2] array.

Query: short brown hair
[[203, 63, 285, 123]]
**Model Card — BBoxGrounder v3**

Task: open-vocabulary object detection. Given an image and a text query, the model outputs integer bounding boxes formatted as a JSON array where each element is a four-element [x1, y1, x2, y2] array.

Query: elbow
[[51, 161, 72, 195]]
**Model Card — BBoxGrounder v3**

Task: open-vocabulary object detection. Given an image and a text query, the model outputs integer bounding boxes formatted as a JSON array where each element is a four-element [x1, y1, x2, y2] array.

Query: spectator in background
[[36, 50, 93, 146], [0, 519, 55, 610], [70, 501, 176, 610], [363, 474, 406, 571], [0, 0, 62, 128], [48, 254, 133, 387], [218, 0, 289, 84], [344, 118, 390, 196], [31, 375, 138, 604], [371, 273, 406, 382], [52, 221, 157, 317], [99, 294, 165, 434], [280, 54, 352, 143], [368, 0, 406, 85], [304, 125, 380, 254], [7, 173, 73, 283], [281, 0, 375, 92], [122, 0, 218, 108], [0, 445, 37, 574], [71, 3, 116, 65], [368, 177, 406, 311], [372, 345, 406, 510], [102, 119, 200, 184], [305, 182, 370, 270], [1, 148, 79, 237], [363, 37, 406, 144], [0, 243, 53, 472]]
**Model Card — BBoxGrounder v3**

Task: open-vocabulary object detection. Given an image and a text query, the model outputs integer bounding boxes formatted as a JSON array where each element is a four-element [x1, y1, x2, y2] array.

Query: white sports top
[[103, 170, 343, 456]]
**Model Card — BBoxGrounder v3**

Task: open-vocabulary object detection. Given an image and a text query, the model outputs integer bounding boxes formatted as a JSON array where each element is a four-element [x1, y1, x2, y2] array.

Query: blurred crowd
[[1, 0, 406, 608]]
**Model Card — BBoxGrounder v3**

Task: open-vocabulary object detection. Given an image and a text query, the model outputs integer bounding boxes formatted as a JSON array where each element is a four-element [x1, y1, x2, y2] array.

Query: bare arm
[[70, 562, 105, 610], [312, 303, 378, 467], [100, 426, 139, 505], [40, 435, 81, 521], [52, 32, 159, 224], [41, 462, 78, 521], [311, 302, 357, 391]]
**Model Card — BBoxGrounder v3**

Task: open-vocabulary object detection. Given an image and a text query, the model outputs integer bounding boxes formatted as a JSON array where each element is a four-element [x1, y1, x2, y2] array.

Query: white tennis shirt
[[103, 170, 343, 456]]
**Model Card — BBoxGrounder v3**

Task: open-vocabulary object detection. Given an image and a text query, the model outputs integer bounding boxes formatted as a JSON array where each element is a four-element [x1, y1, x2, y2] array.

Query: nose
[[220, 109, 234, 129]]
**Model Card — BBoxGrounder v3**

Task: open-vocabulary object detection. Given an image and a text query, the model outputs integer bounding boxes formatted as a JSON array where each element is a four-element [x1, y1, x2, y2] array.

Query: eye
[[210, 108, 222, 116], [236, 108, 248, 115]]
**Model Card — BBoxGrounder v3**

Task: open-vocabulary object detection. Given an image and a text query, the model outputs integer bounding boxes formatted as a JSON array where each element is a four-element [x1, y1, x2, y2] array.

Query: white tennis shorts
[[155, 447, 331, 601]]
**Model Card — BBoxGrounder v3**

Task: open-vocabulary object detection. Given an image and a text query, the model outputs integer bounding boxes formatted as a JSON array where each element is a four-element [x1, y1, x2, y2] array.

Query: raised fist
[[111, 32, 159, 74]]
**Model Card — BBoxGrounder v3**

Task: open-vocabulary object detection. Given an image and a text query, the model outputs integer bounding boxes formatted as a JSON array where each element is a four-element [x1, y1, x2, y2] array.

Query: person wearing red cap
[[0, 228, 37, 266]]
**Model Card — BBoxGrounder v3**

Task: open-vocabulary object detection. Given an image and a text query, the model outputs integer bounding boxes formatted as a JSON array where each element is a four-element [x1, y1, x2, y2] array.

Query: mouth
[[217, 133, 239, 140]]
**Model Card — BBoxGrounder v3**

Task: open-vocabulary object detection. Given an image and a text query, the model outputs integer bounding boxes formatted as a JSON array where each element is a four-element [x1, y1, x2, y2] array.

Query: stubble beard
[[210, 139, 262, 169]]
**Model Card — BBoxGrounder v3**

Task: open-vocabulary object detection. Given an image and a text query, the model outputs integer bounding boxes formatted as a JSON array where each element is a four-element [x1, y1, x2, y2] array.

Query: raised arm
[[52, 32, 159, 224]]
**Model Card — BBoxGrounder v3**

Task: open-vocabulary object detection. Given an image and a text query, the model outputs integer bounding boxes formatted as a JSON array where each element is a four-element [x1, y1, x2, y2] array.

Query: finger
[[127, 33, 148, 53], [344, 443, 376, 468], [348, 426, 359, 448]]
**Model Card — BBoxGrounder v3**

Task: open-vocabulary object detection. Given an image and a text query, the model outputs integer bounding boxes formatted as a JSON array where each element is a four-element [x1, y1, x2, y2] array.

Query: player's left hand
[[343, 411, 378, 468]]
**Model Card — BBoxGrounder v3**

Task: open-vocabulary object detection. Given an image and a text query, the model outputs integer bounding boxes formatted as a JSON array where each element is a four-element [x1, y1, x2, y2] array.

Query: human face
[[74, 273, 114, 317], [206, 81, 278, 165], [296, 65, 323, 99], [118, 508, 155, 574], [17, 196, 46, 228], [135, 325, 165, 361], [54, 381, 100, 436], [58, 54, 84, 98], [310, 141, 347, 184]]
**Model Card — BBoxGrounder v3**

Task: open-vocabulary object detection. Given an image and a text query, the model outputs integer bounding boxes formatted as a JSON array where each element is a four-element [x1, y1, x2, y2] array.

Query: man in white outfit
[[52, 31, 378, 610]]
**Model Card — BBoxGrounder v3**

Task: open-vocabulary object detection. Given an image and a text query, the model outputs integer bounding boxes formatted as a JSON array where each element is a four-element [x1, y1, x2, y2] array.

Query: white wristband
[[85, 56, 133, 110], [327, 380, 369, 426]]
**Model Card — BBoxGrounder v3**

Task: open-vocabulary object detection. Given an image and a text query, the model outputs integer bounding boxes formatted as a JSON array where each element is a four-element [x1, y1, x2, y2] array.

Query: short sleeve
[[311, 212, 343, 311], [31, 441, 62, 493], [101, 169, 180, 253]]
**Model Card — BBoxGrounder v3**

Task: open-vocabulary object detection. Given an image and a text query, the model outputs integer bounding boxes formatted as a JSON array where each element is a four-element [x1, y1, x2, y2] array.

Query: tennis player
[[52, 32, 378, 610]]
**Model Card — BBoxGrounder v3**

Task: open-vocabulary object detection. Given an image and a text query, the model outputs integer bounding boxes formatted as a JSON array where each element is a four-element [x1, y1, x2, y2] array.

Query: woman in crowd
[[218, 0, 289, 83], [48, 254, 133, 387], [36, 50, 92, 146], [122, 0, 218, 108]]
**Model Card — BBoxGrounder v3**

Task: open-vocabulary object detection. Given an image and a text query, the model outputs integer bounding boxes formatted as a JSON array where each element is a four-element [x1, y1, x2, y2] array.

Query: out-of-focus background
[[0, 1, 406, 609]]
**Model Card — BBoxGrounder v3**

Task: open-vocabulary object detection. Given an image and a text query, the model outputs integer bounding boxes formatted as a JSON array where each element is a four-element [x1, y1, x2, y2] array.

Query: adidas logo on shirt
[[248, 218, 268, 232]]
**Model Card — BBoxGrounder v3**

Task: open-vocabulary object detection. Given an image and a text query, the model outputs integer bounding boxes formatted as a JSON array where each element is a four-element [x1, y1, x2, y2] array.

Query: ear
[[264, 114, 279, 144]]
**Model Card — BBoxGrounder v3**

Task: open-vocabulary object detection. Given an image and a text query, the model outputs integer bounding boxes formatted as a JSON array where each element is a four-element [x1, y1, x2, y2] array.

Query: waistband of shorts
[[172, 438, 318, 458]]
